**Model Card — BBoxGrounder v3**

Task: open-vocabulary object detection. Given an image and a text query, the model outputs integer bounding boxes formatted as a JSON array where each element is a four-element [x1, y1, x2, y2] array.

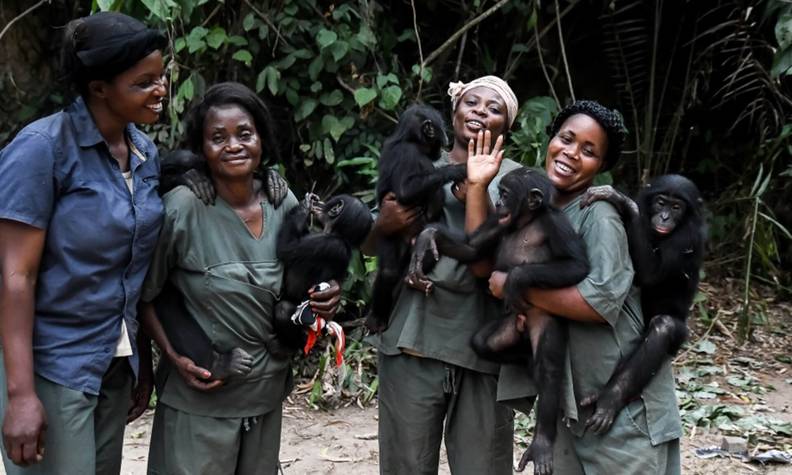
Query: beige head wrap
[[447, 75, 519, 128]]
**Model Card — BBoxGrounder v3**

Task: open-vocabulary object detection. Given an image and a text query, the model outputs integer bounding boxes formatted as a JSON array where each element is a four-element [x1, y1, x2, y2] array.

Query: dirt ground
[[108, 376, 790, 475]]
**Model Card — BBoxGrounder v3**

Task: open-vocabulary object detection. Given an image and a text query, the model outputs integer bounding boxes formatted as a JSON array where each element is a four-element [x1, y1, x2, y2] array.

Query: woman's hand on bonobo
[[170, 353, 224, 391], [488, 271, 508, 299], [3, 393, 47, 466], [467, 130, 504, 188], [375, 192, 419, 236], [309, 279, 342, 320]]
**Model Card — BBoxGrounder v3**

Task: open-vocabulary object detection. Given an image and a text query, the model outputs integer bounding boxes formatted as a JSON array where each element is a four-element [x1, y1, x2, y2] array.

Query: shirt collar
[[68, 96, 105, 148]]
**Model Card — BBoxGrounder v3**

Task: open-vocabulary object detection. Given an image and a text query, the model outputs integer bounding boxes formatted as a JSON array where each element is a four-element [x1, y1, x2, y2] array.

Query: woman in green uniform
[[139, 82, 341, 475], [367, 76, 522, 475], [486, 101, 682, 474]]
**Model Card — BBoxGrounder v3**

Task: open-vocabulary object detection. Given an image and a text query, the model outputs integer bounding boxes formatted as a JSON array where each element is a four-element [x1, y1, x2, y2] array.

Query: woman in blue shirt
[[0, 12, 167, 474]]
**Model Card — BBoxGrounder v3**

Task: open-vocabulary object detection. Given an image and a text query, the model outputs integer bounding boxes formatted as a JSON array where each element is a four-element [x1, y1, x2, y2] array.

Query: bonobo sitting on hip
[[408, 167, 589, 475], [579, 174, 705, 434]]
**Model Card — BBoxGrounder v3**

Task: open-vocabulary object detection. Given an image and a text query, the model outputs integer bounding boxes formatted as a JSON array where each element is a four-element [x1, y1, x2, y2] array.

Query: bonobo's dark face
[[413, 112, 447, 159], [649, 193, 687, 236]]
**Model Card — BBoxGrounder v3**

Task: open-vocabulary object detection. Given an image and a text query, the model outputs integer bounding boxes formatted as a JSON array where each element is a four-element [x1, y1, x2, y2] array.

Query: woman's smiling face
[[545, 113, 608, 195], [202, 104, 263, 180]]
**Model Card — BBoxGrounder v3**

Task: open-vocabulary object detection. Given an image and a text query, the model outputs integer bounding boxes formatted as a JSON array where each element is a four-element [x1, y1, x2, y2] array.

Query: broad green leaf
[[310, 82, 322, 93], [321, 115, 352, 142], [323, 138, 335, 164], [255, 66, 281, 96], [411, 64, 432, 82], [357, 25, 376, 48], [177, 75, 194, 101], [227, 36, 248, 47], [291, 49, 312, 59], [243, 13, 256, 31], [295, 98, 318, 122], [174, 37, 186, 53], [206, 27, 227, 49], [336, 157, 376, 167], [232, 50, 253, 66], [771, 46, 792, 78], [308, 56, 324, 81], [354, 88, 377, 107], [141, 0, 174, 20], [96, 0, 117, 11], [186, 27, 208, 53], [376, 73, 398, 89], [379, 85, 402, 110], [276, 54, 297, 70], [316, 29, 337, 49], [319, 90, 344, 106], [329, 40, 349, 61]]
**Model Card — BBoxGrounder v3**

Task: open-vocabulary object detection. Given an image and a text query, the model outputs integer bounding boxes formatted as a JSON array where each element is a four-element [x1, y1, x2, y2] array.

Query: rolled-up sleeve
[[576, 202, 635, 327], [0, 132, 57, 229]]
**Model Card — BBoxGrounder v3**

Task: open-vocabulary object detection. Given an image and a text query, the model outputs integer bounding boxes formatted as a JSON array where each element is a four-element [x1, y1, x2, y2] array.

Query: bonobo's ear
[[527, 187, 544, 210]]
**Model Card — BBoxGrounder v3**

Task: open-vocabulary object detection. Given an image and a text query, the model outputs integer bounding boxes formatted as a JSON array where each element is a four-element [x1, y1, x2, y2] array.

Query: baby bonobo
[[578, 174, 705, 434], [268, 192, 373, 359], [408, 168, 589, 475], [366, 104, 467, 333]]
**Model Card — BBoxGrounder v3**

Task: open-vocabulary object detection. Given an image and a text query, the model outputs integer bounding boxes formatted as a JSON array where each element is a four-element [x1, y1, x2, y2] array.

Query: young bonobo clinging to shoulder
[[267, 192, 373, 359], [579, 174, 705, 434], [408, 167, 589, 475], [365, 104, 467, 333]]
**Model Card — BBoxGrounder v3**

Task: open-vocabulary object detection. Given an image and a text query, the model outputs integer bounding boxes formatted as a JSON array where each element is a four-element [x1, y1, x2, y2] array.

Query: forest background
[[1, 0, 791, 443]]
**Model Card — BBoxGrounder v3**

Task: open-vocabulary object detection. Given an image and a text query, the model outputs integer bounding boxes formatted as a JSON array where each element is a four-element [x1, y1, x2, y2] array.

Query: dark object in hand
[[408, 167, 590, 475], [578, 174, 705, 434], [268, 193, 373, 358], [366, 104, 466, 333]]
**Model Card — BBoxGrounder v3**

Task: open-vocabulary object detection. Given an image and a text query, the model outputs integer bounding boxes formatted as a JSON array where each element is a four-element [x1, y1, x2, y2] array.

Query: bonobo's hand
[[580, 185, 639, 215], [303, 193, 324, 217], [170, 354, 224, 391], [375, 192, 419, 237], [3, 393, 47, 466], [127, 362, 153, 423], [488, 271, 507, 299], [405, 228, 440, 294], [308, 279, 341, 320], [264, 168, 288, 209], [467, 130, 504, 187], [445, 163, 468, 183], [182, 169, 216, 205]]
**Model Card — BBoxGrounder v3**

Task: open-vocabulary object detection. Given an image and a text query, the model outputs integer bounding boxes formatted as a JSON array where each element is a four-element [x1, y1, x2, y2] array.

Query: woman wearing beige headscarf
[[366, 76, 521, 475]]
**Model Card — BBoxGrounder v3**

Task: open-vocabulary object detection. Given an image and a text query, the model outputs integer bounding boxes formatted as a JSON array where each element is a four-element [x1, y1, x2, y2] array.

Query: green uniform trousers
[[0, 356, 133, 475], [378, 353, 513, 475], [147, 402, 282, 475], [552, 400, 681, 475]]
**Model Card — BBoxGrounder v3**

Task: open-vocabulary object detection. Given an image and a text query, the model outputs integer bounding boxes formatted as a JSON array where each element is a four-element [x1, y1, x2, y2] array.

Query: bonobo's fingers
[[586, 407, 616, 435], [579, 393, 598, 408], [182, 169, 215, 205], [579, 185, 615, 209], [265, 168, 288, 208]]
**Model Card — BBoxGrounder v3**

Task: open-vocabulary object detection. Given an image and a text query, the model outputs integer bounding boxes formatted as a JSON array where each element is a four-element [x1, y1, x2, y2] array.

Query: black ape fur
[[408, 168, 590, 475], [579, 174, 705, 434], [158, 149, 207, 196], [366, 104, 467, 333], [268, 193, 373, 357]]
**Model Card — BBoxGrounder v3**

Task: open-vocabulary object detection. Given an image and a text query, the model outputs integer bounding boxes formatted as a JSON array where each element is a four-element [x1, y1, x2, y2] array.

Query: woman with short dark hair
[[0, 12, 167, 474], [139, 81, 342, 475]]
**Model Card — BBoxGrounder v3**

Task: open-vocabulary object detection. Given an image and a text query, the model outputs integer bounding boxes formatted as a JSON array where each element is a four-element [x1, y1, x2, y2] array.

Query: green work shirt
[[368, 154, 522, 374], [499, 193, 682, 445], [142, 186, 299, 418]]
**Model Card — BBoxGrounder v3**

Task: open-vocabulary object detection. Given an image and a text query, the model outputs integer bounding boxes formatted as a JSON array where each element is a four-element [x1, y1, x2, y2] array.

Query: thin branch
[[0, 0, 50, 45], [200, 3, 222, 28], [554, 0, 575, 101], [410, 0, 425, 100], [422, 0, 511, 68], [453, 30, 467, 81], [534, 8, 560, 108], [242, 0, 291, 52]]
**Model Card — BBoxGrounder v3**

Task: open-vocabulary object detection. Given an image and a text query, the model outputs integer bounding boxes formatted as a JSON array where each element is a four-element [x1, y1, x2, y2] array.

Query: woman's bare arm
[[0, 219, 47, 466]]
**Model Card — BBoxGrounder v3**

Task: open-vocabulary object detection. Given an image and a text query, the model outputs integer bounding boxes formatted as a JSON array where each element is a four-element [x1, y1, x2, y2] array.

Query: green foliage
[[505, 96, 557, 168]]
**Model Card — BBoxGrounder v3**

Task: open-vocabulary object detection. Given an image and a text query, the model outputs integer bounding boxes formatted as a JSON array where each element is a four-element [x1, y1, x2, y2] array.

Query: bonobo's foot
[[364, 312, 388, 334], [580, 390, 623, 435], [209, 348, 253, 380], [405, 227, 439, 295], [517, 435, 553, 475]]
